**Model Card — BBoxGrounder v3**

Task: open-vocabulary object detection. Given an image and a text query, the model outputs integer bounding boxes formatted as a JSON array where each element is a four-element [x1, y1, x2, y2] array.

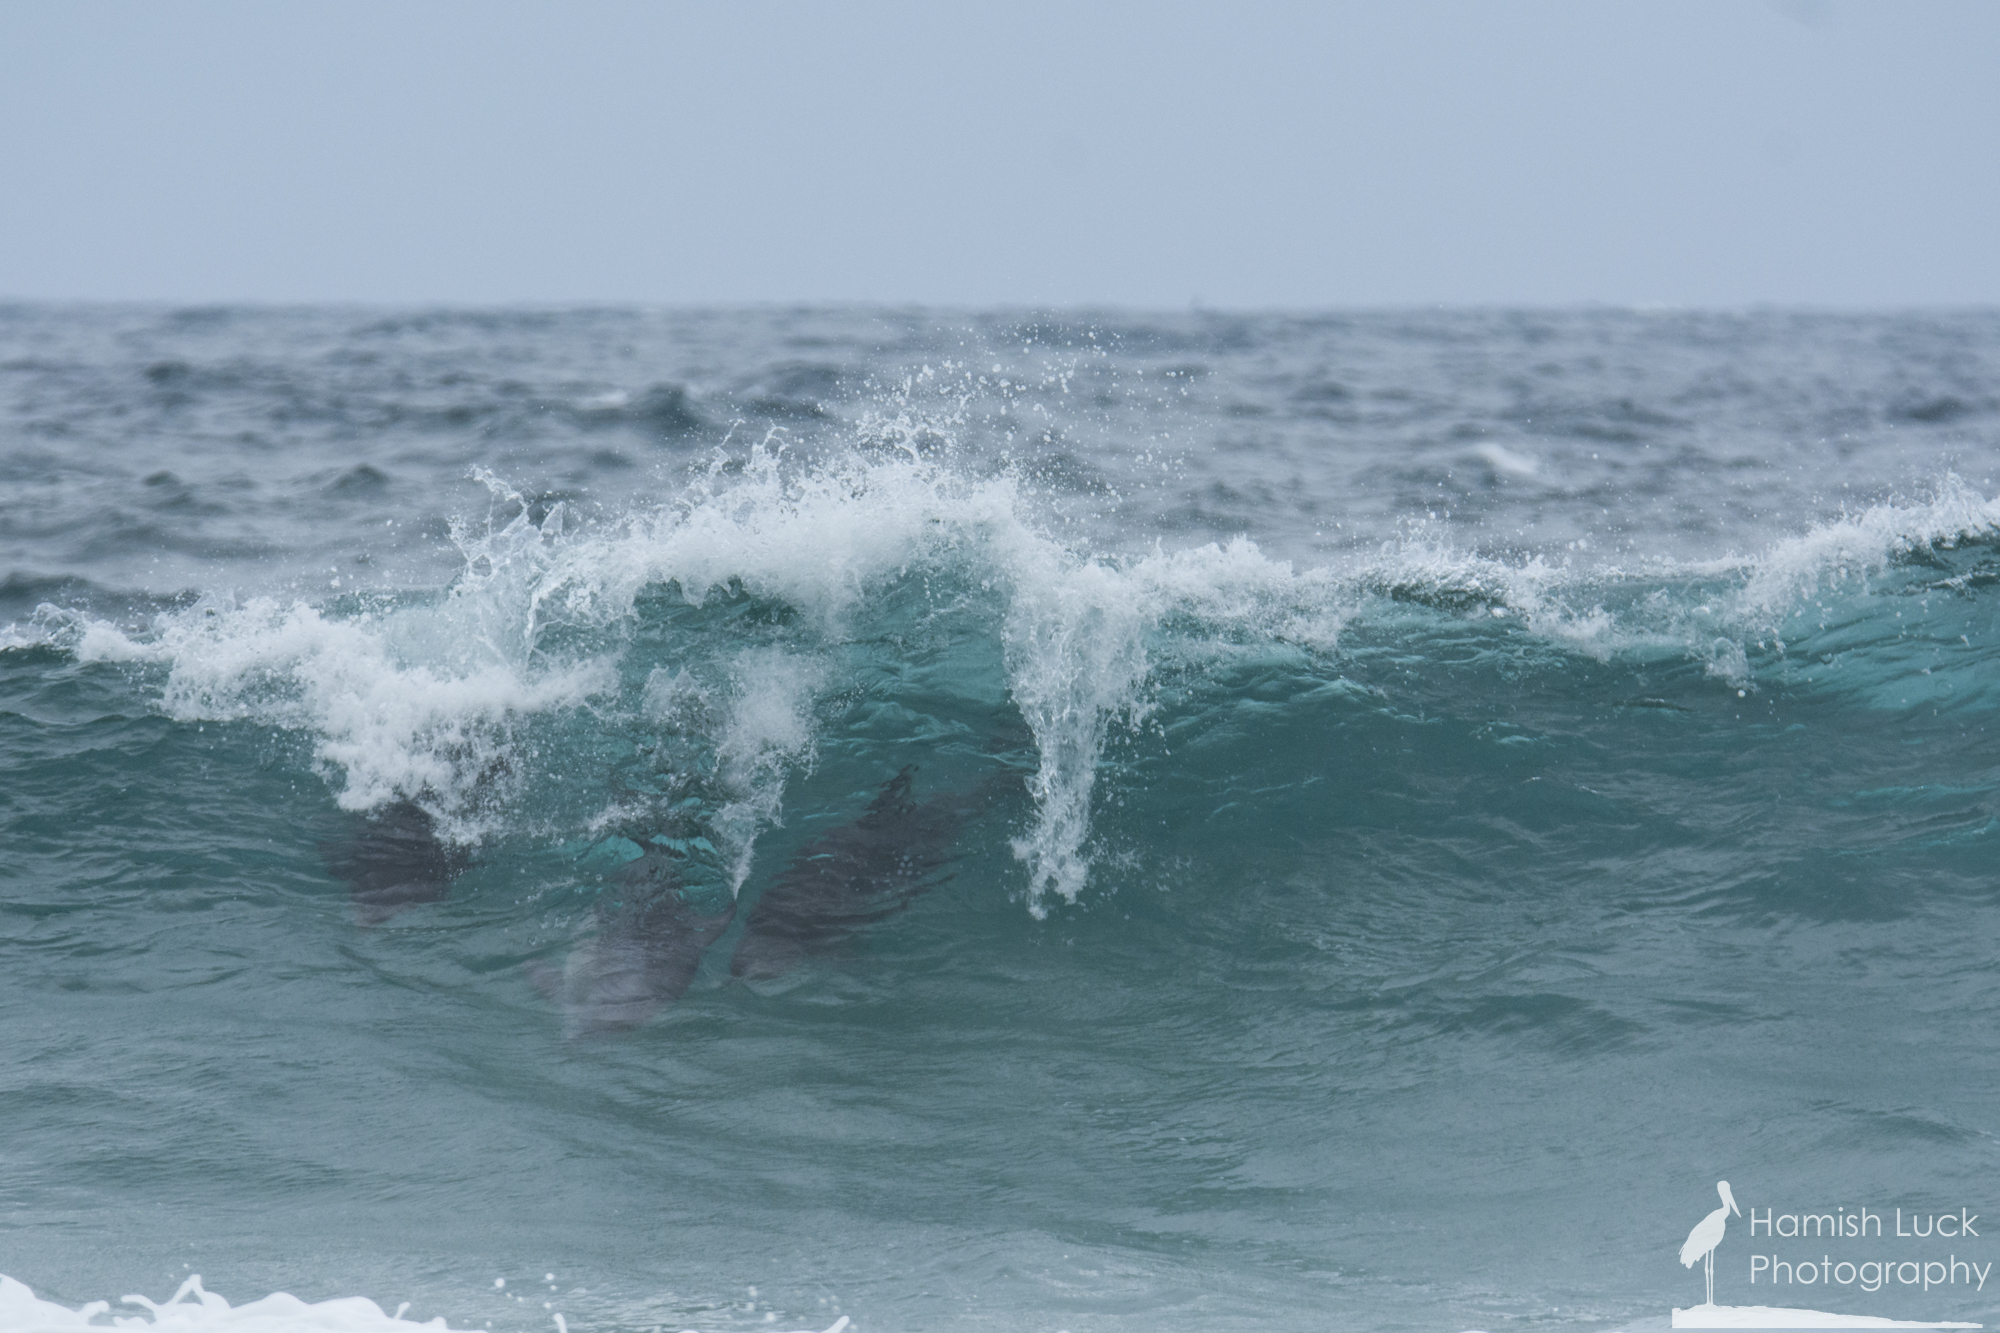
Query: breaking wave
[[9, 445, 2000, 915]]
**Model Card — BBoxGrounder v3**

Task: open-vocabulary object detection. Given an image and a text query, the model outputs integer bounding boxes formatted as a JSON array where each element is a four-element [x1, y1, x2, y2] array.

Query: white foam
[[1469, 441, 1541, 480], [18, 474, 625, 838], [710, 647, 825, 891], [2, 605, 172, 663], [0, 1274, 467, 1333], [458, 440, 1351, 913], [0, 1277, 851, 1333], [1001, 553, 1154, 914], [1734, 473, 2000, 621], [146, 595, 614, 835], [1342, 474, 2000, 692]]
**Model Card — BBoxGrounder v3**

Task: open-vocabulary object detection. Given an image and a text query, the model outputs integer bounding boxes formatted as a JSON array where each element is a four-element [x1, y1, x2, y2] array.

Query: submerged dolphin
[[527, 848, 736, 1040], [729, 766, 997, 982], [318, 798, 471, 926]]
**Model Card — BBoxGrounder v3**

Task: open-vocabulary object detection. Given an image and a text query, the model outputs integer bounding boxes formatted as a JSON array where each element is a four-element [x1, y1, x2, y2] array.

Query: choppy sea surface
[[4, 305, 2000, 1333]]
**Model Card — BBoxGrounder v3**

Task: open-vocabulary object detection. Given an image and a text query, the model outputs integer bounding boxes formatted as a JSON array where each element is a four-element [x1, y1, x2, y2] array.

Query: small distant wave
[[567, 382, 707, 437]]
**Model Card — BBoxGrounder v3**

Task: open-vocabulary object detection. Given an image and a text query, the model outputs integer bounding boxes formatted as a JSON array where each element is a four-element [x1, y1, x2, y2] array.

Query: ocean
[[3, 304, 1998, 1333]]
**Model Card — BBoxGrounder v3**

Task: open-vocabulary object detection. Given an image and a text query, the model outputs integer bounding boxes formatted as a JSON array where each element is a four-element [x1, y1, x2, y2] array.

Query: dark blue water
[[4, 306, 2000, 1333]]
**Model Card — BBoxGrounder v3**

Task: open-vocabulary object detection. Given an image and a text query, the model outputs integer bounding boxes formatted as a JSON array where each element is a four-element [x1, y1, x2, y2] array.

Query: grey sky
[[2, 0, 1995, 307]]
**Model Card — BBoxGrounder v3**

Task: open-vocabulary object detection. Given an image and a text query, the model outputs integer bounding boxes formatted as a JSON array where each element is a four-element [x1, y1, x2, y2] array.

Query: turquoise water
[[4, 307, 2000, 1332]]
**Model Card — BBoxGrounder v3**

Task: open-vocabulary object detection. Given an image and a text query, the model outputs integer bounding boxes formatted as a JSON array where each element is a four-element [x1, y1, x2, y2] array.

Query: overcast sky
[[2, 0, 1996, 308]]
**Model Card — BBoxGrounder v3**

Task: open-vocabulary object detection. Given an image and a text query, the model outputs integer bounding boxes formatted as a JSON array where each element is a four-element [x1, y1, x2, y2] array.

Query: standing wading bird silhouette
[[1680, 1180, 1742, 1306]]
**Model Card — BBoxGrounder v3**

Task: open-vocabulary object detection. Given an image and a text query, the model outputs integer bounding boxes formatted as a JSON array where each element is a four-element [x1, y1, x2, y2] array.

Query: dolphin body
[[527, 848, 736, 1040], [729, 766, 995, 982], [318, 798, 471, 926]]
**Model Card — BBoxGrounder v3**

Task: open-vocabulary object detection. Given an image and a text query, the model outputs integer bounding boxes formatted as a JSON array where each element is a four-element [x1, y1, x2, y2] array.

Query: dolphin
[[526, 847, 736, 1040], [318, 798, 471, 926], [729, 766, 998, 982]]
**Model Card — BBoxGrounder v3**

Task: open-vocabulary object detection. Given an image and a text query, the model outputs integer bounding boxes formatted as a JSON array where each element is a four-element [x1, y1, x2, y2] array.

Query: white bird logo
[[1680, 1180, 1741, 1306]]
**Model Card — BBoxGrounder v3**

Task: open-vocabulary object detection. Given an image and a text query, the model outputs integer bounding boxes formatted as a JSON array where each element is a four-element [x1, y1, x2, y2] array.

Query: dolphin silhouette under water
[[729, 766, 1000, 982], [526, 847, 736, 1040], [318, 798, 471, 926]]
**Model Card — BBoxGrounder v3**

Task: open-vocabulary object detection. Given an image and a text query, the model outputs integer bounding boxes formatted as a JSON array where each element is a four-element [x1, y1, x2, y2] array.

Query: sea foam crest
[[9, 437, 1346, 913], [489, 442, 1346, 912], [1734, 472, 2000, 620], [1618, 475, 2000, 689], [1343, 474, 2000, 689], [159, 598, 612, 825], [21, 433, 1990, 911], [33, 474, 619, 838]]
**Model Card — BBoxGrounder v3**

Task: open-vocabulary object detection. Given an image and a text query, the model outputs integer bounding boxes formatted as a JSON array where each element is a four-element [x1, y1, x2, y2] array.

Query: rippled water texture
[[4, 306, 2000, 1332]]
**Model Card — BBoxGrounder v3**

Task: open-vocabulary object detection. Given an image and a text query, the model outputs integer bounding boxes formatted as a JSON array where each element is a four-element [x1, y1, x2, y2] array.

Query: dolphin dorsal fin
[[865, 765, 918, 815]]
